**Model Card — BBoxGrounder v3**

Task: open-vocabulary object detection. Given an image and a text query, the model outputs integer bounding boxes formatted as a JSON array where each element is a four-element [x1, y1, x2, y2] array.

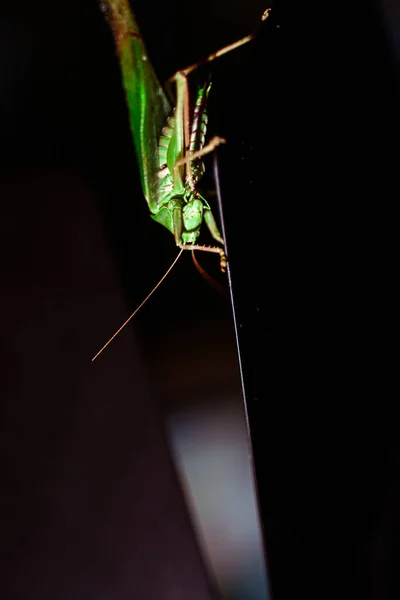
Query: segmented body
[[100, 0, 225, 258], [155, 85, 210, 211]]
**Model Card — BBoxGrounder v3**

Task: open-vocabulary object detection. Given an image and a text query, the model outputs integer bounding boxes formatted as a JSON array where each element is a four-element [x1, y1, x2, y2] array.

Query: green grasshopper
[[93, 1, 270, 360]]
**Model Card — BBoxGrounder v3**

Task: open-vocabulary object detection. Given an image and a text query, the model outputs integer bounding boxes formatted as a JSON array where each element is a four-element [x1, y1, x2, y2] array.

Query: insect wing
[[100, 0, 171, 211]]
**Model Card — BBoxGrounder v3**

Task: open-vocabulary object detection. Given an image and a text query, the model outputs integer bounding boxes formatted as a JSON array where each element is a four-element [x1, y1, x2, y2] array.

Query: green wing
[[100, 0, 171, 212]]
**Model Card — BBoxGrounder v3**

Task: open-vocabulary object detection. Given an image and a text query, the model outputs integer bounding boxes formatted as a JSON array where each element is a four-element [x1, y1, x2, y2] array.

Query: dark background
[[1, 1, 399, 599]]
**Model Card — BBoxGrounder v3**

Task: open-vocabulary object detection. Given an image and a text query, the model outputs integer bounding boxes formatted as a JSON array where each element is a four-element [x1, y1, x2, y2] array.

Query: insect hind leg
[[171, 7, 271, 78], [173, 136, 226, 174]]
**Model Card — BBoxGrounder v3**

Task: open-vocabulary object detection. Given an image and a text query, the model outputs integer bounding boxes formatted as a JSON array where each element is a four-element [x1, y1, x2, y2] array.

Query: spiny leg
[[169, 5, 271, 187], [170, 8, 272, 175], [178, 242, 227, 272]]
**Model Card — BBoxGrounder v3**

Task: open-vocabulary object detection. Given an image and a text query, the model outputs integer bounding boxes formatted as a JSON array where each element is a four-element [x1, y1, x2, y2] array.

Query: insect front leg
[[177, 239, 227, 272], [203, 208, 224, 246], [173, 136, 226, 174], [169, 9, 271, 79]]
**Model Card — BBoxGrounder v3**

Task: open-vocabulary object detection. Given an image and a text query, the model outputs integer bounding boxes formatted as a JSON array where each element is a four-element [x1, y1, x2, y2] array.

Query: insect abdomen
[[189, 84, 211, 182], [156, 82, 211, 198], [155, 113, 175, 200]]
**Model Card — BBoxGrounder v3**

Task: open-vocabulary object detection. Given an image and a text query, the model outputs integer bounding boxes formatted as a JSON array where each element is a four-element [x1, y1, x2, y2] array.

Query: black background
[[1, 1, 399, 599]]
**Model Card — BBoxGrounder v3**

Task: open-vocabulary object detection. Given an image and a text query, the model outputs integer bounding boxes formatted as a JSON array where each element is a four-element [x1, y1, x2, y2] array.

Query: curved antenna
[[92, 249, 183, 361], [191, 251, 228, 299]]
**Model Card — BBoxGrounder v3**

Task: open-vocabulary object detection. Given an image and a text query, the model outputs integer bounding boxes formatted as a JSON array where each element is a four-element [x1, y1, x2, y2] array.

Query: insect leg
[[173, 136, 226, 171], [203, 208, 224, 246], [177, 242, 227, 272], [170, 8, 271, 79], [173, 72, 194, 189], [170, 197, 184, 245]]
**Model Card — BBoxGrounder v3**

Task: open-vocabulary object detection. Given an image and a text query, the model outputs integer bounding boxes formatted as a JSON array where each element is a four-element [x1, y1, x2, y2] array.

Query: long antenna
[[191, 251, 228, 299], [92, 249, 183, 361]]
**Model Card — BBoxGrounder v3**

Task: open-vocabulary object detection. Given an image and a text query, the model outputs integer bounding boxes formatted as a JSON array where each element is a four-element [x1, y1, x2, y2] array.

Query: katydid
[[93, 1, 270, 360]]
